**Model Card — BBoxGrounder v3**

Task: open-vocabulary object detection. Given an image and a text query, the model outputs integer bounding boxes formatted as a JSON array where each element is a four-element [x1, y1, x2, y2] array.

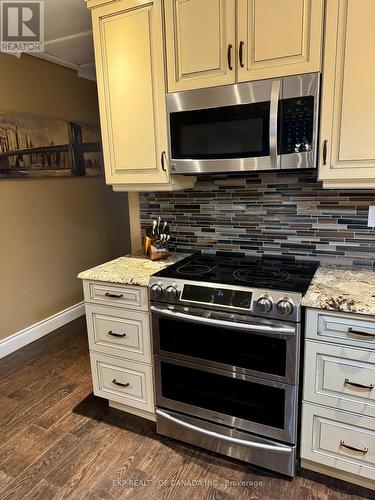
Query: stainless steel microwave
[[166, 73, 320, 175]]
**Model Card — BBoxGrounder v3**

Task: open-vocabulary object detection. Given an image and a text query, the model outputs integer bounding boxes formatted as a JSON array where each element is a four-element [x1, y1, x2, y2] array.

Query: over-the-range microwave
[[166, 73, 320, 175]]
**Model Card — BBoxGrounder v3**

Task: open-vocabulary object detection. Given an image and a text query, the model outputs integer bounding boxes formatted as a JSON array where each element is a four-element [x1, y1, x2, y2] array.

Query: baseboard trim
[[0, 302, 85, 359]]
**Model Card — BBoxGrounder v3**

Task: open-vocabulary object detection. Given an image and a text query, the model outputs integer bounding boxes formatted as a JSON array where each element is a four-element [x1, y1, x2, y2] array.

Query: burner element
[[233, 268, 291, 285], [177, 263, 214, 276]]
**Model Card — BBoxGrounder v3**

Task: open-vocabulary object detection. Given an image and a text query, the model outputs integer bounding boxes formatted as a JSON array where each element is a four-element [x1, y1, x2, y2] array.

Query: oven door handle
[[156, 409, 294, 454], [150, 305, 295, 335]]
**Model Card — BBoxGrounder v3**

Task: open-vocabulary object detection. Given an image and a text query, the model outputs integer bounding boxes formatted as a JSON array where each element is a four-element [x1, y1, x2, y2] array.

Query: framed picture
[[0, 111, 103, 178]]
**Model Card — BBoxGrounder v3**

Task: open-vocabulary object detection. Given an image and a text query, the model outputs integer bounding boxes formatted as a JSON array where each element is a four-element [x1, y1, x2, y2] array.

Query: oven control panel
[[149, 278, 301, 322]]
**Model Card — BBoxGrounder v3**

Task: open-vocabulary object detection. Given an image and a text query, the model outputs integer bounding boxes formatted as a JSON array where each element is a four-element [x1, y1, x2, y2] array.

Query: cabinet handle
[[227, 44, 233, 70], [239, 41, 245, 68], [345, 378, 374, 390], [161, 151, 167, 172], [105, 292, 123, 298], [112, 379, 130, 388], [108, 330, 126, 338], [340, 440, 368, 454], [322, 140, 328, 165], [347, 327, 375, 338]]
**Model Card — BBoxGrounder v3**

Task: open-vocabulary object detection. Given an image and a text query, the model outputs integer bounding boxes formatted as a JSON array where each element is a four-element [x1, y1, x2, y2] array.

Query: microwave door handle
[[269, 80, 281, 169]]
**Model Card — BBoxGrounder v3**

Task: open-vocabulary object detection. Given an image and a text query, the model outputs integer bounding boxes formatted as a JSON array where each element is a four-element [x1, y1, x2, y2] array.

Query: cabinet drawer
[[86, 304, 151, 363], [83, 280, 148, 311], [304, 341, 375, 417], [301, 402, 375, 481], [90, 353, 154, 413], [306, 309, 375, 349]]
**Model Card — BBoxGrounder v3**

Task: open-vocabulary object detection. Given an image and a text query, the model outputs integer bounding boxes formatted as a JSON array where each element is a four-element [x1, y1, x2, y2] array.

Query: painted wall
[[140, 170, 375, 267], [0, 53, 130, 340]]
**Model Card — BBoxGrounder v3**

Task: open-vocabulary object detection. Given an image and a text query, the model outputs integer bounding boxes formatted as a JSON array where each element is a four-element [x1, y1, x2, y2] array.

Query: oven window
[[160, 361, 285, 429], [158, 317, 287, 376], [170, 101, 270, 159]]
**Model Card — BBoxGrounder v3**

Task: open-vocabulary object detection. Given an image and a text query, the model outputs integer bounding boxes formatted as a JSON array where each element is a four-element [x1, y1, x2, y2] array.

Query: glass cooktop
[[154, 254, 319, 294]]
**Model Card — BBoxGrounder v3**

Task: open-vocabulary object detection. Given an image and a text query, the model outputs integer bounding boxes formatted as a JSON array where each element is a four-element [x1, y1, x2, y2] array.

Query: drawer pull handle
[[105, 292, 123, 298], [340, 440, 368, 454], [108, 331, 126, 338], [112, 379, 130, 388], [345, 378, 374, 390], [347, 327, 375, 338]]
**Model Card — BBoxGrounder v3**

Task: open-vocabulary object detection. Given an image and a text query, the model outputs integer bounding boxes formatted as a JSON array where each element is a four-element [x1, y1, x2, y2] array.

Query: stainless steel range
[[149, 255, 318, 477]]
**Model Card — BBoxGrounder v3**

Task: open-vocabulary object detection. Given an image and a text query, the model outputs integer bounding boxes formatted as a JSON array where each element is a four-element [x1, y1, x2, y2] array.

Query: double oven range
[[149, 255, 318, 477]]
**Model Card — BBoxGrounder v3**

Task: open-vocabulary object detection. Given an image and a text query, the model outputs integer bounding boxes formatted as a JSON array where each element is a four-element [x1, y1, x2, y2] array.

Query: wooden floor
[[0, 317, 371, 500]]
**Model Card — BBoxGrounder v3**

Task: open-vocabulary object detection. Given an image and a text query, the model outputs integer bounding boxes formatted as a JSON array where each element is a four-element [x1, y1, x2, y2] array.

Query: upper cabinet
[[164, 0, 323, 92], [164, 0, 236, 92], [237, 0, 324, 82], [319, 0, 375, 188], [89, 0, 195, 191]]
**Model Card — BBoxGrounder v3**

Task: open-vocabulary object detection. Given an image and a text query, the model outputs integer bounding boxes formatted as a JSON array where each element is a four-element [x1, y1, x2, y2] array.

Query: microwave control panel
[[280, 96, 314, 155]]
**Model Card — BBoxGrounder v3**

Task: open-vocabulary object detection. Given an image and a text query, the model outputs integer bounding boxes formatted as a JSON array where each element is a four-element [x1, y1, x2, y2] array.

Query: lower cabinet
[[90, 352, 154, 413], [82, 280, 155, 421], [302, 403, 375, 481], [302, 308, 375, 487]]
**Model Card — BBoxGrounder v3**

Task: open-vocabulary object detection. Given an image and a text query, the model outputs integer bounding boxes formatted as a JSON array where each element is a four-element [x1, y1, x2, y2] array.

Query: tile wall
[[140, 170, 375, 267]]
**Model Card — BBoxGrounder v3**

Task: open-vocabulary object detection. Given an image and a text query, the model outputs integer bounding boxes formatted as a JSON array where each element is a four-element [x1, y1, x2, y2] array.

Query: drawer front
[[90, 353, 154, 412], [86, 304, 151, 363], [301, 402, 375, 481], [83, 280, 149, 311], [304, 340, 375, 417], [306, 309, 375, 349]]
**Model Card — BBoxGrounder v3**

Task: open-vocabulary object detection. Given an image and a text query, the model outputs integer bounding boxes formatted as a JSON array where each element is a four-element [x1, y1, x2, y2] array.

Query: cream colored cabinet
[[88, 0, 195, 191], [319, 0, 375, 188], [302, 308, 375, 490], [237, 0, 323, 82], [164, 0, 323, 92], [164, 0, 236, 92], [83, 279, 156, 421]]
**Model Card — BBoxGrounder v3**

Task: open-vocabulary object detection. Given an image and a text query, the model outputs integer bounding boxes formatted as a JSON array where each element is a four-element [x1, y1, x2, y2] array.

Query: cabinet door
[[237, 0, 323, 82], [91, 0, 169, 185], [319, 0, 375, 188], [164, 0, 236, 92]]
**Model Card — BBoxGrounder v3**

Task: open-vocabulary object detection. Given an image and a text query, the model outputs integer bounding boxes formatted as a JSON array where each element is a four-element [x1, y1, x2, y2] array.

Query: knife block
[[144, 236, 157, 257], [149, 245, 171, 261], [144, 236, 171, 261]]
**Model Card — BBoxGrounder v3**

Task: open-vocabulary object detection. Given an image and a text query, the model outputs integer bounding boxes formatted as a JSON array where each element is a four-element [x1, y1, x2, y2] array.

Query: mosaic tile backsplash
[[140, 170, 375, 267]]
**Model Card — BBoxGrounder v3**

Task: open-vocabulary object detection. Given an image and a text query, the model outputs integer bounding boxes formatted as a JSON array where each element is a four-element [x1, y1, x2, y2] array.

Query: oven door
[[154, 356, 297, 444], [151, 304, 299, 384], [167, 79, 280, 174]]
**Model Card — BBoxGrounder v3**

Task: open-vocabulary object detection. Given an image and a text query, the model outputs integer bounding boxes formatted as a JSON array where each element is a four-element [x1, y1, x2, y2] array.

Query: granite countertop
[[302, 264, 375, 316], [78, 253, 190, 287]]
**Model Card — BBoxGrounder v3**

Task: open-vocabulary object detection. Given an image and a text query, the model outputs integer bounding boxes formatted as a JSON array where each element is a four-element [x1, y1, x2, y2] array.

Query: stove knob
[[165, 286, 178, 301], [257, 296, 273, 313], [150, 284, 163, 298], [277, 299, 294, 317]]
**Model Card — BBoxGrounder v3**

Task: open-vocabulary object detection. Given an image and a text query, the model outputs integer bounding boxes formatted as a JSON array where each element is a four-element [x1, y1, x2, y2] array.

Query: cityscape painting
[[0, 111, 103, 178]]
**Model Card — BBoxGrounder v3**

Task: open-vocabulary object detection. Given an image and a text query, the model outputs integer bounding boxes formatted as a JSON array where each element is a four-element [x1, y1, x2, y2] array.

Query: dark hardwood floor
[[0, 317, 371, 499]]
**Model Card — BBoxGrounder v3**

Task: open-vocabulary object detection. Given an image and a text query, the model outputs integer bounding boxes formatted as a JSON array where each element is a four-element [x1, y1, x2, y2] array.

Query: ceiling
[[33, 0, 95, 80]]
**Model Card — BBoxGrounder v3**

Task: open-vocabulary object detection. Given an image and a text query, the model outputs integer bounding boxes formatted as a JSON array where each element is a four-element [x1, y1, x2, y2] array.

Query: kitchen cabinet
[[237, 0, 323, 82], [164, 0, 323, 92], [82, 279, 155, 420], [301, 308, 375, 490], [164, 0, 236, 92], [319, 0, 375, 188], [88, 0, 195, 191]]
